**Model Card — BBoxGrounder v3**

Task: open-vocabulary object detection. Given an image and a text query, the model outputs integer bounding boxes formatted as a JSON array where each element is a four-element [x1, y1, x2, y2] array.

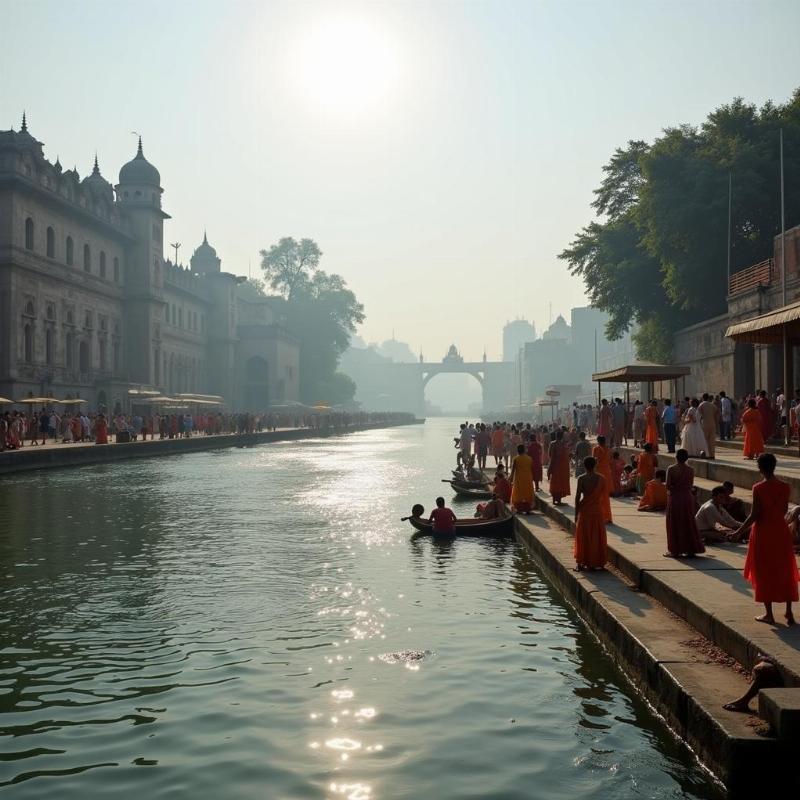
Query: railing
[[728, 258, 774, 296]]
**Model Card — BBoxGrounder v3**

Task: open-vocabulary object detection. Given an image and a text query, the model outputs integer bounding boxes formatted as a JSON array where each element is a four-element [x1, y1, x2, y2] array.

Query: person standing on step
[[510, 444, 534, 514], [661, 399, 678, 453], [574, 431, 592, 477], [592, 435, 614, 524], [719, 391, 732, 441], [741, 398, 765, 460], [698, 393, 718, 459], [665, 449, 705, 558], [644, 400, 660, 453], [573, 456, 608, 572], [611, 398, 626, 448], [547, 430, 571, 506], [732, 453, 799, 625], [756, 390, 772, 443]]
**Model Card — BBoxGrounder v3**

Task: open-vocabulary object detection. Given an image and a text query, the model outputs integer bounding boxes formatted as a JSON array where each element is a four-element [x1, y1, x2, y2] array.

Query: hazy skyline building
[[502, 318, 536, 363]]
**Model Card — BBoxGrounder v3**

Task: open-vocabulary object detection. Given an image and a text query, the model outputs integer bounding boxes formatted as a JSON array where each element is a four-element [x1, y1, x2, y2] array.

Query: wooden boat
[[449, 481, 494, 499], [405, 513, 514, 537], [446, 476, 489, 489]]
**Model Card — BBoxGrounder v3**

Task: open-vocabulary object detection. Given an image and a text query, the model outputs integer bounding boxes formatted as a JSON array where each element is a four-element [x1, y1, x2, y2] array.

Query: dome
[[118, 137, 160, 186], [83, 155, 112, 192], [190, 231, 221, 273]]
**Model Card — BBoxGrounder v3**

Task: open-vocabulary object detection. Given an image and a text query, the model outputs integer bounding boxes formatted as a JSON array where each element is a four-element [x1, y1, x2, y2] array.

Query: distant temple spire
[[92, 152, 100, 175], [136, 135, 143, 157], [20, 111, 27, 133], [203, 229, 208, 244]]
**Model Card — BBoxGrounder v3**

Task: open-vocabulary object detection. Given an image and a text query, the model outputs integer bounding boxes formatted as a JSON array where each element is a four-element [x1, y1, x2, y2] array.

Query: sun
[[290, 15, 402, 118]]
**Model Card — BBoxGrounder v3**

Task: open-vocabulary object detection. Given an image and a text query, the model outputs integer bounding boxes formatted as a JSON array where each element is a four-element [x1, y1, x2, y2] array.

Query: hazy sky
[[4, 0, 800, 361]]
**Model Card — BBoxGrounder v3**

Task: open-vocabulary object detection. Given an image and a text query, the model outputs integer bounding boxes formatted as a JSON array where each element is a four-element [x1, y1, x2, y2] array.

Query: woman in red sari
[[573, 456, 608, 570], [741, 398, 765, 460], [733, 453, 799, 625], [547, 430, 571, 505], [644, 400, 660, 453], [665, 449, 705, 557], [95, 414, 109, 445], [527, 432, 543, 492]]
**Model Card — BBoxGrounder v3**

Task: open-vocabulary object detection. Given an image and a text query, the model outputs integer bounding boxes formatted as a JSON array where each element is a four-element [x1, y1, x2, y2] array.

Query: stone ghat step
[[616, 444, 800, 502], [716, 437, 800, 458], [530, 487, 800, 691], [513, 512, 794, 794]]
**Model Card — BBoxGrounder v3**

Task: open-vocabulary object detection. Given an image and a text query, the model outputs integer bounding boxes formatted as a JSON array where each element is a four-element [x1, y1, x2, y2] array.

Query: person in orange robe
[[492, 469, 512, 504], [547, 430, 571, 504], [644, 400, 660, 453], [573, 456, 608, 570], [638, 470, 667, 511], [665, 449, 705, 557], [636, 443, 657, 493], [510, 444, 534, 514], [610, 450, 624, 496], [733, 453, 799, 624], [591, 435, 613, 524], [741, 399, 765, 460]]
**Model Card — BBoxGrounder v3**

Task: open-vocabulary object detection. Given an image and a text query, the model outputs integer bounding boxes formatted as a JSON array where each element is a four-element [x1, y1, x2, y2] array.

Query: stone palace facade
[[0, 115, 299, 412]]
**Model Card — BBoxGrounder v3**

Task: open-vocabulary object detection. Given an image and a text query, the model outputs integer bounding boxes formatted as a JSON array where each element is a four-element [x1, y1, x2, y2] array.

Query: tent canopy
[[591, 363, 691, 384], [725, 300, 800, 345]]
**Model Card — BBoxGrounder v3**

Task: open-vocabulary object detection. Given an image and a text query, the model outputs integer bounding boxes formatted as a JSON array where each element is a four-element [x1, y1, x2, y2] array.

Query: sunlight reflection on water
[[0, 421, 720, 799]]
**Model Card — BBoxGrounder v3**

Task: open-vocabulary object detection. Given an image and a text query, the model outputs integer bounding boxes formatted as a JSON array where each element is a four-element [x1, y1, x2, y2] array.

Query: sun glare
[[290, 16, 402, 118]]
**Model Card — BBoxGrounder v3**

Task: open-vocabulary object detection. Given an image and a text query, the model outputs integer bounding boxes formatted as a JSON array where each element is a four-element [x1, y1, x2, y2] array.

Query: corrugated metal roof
[[725, 300, 800, 344]]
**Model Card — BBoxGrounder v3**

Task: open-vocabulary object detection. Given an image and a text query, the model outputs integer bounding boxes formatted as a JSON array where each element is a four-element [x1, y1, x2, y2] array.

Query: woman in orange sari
[[547, 430, 571, 505], [95, 414, 109, 445], [741, 398, 765, 460], [573, 456, 608, 570], [733, 453, 799, 625], [591, 435, 613, 524], [509, 444, 534, 514], [645, 400, 660, 453]]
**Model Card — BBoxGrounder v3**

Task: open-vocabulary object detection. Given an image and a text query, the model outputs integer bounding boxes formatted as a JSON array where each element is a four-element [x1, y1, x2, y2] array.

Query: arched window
[[65, 332, 74, 368], [113, 257, 120, 283], [113, 340, 120, 373], [46, 226, 55, 258], [79, 341, 89, 372], [99, 339, 107, 370], [25, 217, 34, 251], [46, 328, 55, 365], [83, 243, 91, 272], [46, 303, 55, 321], [99, 251, 106, 278], [24, 299, 34, 316], [24, 324, 33, 363], [66, 236, 74, 265]]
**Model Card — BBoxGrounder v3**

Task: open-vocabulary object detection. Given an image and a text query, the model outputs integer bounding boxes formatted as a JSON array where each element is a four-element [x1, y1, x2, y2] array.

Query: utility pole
[[726, 171, 732, 292], [171, 242, 181, 265]]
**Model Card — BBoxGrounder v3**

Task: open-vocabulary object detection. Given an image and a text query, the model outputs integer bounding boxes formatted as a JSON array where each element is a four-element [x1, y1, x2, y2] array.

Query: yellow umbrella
[[17, 397, 53, 404], [61, 398, 88, 404], [0, 397, 13, 404]]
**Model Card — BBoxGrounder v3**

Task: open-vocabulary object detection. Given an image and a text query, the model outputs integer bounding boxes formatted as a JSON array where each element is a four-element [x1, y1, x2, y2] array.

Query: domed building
[[0, 116, 299, 411]]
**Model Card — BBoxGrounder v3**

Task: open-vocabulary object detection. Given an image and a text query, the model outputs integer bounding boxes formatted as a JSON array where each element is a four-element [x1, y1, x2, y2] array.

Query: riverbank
[[0, 417, 423, 476], [498, 449, 800, 796]]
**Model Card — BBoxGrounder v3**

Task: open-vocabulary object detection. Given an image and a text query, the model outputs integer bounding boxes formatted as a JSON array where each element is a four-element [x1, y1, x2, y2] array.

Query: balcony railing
[[728, 258, 774, 296]]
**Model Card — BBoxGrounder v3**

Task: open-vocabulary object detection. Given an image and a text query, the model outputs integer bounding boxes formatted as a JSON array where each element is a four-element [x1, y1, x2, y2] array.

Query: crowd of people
[[444, 414, 800, 629], [0, 407, 414, 451]]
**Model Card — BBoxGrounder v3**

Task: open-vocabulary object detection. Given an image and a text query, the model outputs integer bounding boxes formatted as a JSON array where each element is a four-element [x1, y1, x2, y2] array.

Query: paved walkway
[[533, 480, 800, 685]]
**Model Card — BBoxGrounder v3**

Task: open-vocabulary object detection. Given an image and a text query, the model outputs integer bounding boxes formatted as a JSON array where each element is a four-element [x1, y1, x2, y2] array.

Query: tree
[[560, 89, 800, 359], [260, 237, 322, 299], [260, 237, 364, 404]]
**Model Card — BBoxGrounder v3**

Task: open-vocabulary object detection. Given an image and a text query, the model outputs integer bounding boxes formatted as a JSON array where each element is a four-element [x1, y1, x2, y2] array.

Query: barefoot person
[[638, 469, 667, 512], [573, 456, 608, 571], [741, 398, 765, 460], [732, 453, 799, 625], [644, 399, 660, 453], [591, 435, 613, 524], [547, 430, 571, 505], [527, 432, 543, 492], [723, 655, 783, 712], [509, 444, 534, 514], [665, 449, 705, 558]]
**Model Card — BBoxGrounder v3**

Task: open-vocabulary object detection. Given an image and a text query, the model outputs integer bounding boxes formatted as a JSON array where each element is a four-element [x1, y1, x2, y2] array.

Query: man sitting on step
[[694, 486, 739, 543]]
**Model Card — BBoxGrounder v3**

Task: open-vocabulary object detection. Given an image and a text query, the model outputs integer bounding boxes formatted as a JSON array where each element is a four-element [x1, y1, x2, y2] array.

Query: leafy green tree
[[260, 238, 365, 404], [561, 90, 800, 359]]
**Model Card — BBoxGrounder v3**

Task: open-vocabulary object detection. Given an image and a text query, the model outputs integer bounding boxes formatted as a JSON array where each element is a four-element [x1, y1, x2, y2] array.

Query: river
[[0, 418, 719, 799]]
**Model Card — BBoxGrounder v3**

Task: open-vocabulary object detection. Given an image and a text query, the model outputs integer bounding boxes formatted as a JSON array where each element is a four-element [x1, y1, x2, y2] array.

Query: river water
[[0, 419, 719, 799]]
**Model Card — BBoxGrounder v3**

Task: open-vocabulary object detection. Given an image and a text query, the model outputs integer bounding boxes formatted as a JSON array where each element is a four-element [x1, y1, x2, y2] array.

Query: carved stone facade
[[0, 116, 299, 411]]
